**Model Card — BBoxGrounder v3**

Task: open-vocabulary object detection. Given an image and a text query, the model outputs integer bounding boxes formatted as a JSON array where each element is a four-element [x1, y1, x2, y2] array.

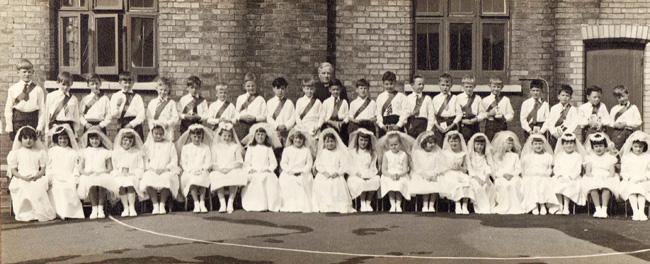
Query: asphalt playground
[[2, 207, 650, 264]]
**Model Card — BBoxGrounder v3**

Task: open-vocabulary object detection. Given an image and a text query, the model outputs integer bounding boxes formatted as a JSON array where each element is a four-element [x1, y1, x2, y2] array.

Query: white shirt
[[46, 89, 80, 132], [481, 94, 514, 122], [455, 92, 484, 120], [610, 102, 642, 128], [401, 93, 435, 131], [266, 96, 296, 130], [578, 102, 611, 128], [519, 97, 549, 132], [541, 103, 579, 137], [319, 96, 349, 124], [177, 94, 208, 121], [235, 93, 267, 122], [4, 80, 46, 132], [207, 99, 236, 125], [110, 90, 146, 127], [294, 96, 322, 131], [375, 91, 407, 128], [79, 93, 112, 128], [348, 96, 376, 122], [147, 97, 179, 130]]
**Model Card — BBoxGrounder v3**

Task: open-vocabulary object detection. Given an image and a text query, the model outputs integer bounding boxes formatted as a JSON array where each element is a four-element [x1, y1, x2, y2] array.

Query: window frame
[[413, 0, 509, 82], [480, 0, 509, 17], [93, 0, 124, 11], [58, 11, 82, 74], [125, 13, 159, 76], [415, 0, 445, 17], [60, 0, 90, 11], [448, 0, 476, 17], [127, 0, 158, 12], [93, 13, 120, 75]]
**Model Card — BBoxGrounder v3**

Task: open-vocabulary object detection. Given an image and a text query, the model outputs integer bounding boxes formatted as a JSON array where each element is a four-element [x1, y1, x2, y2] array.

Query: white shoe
[[389, 206, 395, 213], [159, 203, 167, 214], [421, 206, 428, 212], [227, 203, 234, 214], [540, 206, 547, 215], [639, 214, 648, 221], [199, 201, 208, 213], [396, 206, 403, 213], [193, 202, 201, 213], [152, 204, 160, 215], [121, 209, 129, 217], [97, 210, 106, 219], [532, 209, 539, 215], [429, 205, 436, 213], [462, 206, 470, 215], [129, 206, 138, 217], [89, 208, 98, 219]]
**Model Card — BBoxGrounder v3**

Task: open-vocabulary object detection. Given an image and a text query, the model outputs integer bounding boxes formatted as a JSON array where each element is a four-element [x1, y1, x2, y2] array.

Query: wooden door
[[585, 41, 644, 110]]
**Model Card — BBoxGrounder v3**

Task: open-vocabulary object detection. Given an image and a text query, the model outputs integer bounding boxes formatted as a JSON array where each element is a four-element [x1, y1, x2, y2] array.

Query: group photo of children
[[4, 58, 650, 223]]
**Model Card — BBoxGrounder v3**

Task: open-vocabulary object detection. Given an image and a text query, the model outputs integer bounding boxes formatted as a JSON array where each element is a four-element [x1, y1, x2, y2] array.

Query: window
[[57, 0, 158, 79], [414, 0, 509, 81]]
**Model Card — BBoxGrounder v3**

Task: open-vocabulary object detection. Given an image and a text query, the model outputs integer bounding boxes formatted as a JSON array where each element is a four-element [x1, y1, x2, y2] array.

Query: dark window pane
[[449, 23, 472, 70], [415, 0, 441, 14], [131, 17, 155, 67], [482, 23, 505, 71], [129, 0, 155, 8], [482, 0, 506, 14], [61, 16, 79, 67], [96, 17, 116, 67], [416, 23, 440, 71], [61, 0, 86, 8], [450, 0, 475, 14]]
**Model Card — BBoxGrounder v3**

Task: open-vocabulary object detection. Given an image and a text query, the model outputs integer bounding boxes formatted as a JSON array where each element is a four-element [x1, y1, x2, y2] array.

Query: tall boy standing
[[110, 72, 146, 139], [482, 78, 514, 140], [609, 85, 642, 150], [541, 85, 579, 147], [432, 73, 461, 145], [520, 80, 549, 139], [4, 59, 46, 139]]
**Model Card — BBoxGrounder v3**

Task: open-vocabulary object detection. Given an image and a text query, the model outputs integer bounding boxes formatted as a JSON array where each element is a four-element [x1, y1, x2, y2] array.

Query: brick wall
[[334, 0, 413, 98]]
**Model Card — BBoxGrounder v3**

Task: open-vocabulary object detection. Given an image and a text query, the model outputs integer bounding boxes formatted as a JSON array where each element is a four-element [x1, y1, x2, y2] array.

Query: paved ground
[[2, 209, 650, 264]]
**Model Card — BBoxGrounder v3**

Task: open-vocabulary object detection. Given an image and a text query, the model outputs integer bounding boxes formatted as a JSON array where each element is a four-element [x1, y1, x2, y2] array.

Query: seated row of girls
[[616, 131, 650, 221]]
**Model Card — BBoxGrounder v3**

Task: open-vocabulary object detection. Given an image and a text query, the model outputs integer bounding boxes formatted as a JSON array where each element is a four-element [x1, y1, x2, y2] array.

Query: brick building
[[2, 0, 650, 164]]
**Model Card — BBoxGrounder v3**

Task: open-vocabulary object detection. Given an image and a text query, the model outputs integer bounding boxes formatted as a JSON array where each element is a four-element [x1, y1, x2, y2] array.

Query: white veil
[[317, 128, 351, 174], [241, 122, 282, 148], [467, 133, 493, 161], [8, 126, 46, 178], [214, 121, 241, 146], [521, 133, 553, 157], [491, 131, 522, 161], [48, 124, 79, 150], [412, 130, 440, 153], [441, 130, 467, 152], [583, 132, 616, 155], [553, 132, 585, 158], [114, 128, 145, 152], [620, 130, 650, 157], [175, 124, 214, 154], [78, 126, 112, 149], [286, 127, 313, 149]]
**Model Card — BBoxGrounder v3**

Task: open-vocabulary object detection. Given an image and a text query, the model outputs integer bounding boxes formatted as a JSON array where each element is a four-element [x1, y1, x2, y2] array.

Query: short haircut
[[586, 85, 603, 96], [382, 71, 396, 82], [19, 127, 37, 139], [157, 76, 173, 89], [439, 73, 452, 82], [412, 75, 424, 82], [119, 72, 133, 82], [559, 84, 573, 96], [489, 77, 503, 85], [461, 74, 475, 84], [420, 134, 436, 149], [530, 80, 544, 90], [613, 85, 629, 94], [318, 62, 334, 73], [330, 79, 343, 87], [57, 71, 73, 86], [244, 72, 257, 83], [86, 73, 102, 85], [356, 78, 369, 88], [302, 76, 316, 87], [187, 75, 202, 87], [632, 140, 648, 152], [272, 77, 288, 88], [16, 59, 34, 71]]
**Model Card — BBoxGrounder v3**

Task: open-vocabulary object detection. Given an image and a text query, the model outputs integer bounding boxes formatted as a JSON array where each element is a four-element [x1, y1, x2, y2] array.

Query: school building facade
[[2, 0, 650, 164]]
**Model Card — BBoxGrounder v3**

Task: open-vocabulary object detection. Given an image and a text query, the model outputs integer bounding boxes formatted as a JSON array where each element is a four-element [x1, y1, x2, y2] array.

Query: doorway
[[585, 41, 644, 109]]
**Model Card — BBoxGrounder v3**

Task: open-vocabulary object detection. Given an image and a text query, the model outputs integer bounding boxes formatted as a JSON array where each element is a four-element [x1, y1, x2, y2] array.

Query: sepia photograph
[[1, 0, 650, 263]]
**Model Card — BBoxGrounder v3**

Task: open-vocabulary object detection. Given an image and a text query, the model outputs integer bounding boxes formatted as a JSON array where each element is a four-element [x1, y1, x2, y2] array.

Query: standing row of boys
[[5, 59, 648, 222]]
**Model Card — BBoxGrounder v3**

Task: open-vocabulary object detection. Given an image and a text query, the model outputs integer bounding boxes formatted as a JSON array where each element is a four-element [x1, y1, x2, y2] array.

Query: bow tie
[[388, 91, 397, 95]]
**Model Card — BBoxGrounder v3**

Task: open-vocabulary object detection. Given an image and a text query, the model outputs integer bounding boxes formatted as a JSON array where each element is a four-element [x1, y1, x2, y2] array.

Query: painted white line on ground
[[109, 216, 650, 261]]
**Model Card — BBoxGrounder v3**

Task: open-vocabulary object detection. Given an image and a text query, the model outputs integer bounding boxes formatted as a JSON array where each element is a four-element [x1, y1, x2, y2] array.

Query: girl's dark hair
[[152, 125, 165, 134], [355, 133, 373, 153], [53, 132, 69, 146], [590, 139, 607, 148], [250, 128, 271, 147], [291, 132, 306, 146], [18, 127, 37, 140], [474, 136, 486, 144], [561, 138, 576, 144], [322, 133, 337, 148], [87, 133, 105, 148], [632, 140, 648, 152], [532, 137, 544, 143], [448, 133, 461, 142], [419, 135, 435, 149]]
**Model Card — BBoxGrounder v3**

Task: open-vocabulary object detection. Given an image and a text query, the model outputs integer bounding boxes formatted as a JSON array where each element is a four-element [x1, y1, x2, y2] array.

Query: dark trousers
[[610, 128, 634, 151], [10, 109, 39, 140], [378, 115, 401, 138], [405, 117, 427, 139], [485, 118, 507, 141], [234, 119, 256, 142], [434, 116, 457, 147], [179, 118, 203, 135], [459, 122, 480, 143], [347, 120, 377, 136], [119, 116, 144, 140]]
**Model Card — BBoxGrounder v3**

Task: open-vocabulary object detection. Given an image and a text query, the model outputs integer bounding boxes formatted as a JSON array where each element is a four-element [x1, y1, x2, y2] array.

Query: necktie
[[22, 82, 30, 101], [413, 95, 423, 116], [531, 99, 540, 123]]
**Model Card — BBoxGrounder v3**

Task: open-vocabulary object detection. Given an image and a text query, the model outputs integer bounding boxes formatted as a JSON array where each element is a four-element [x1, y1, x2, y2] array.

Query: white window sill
[[404, 84, 522, 93], [44, 81, 158, 91]]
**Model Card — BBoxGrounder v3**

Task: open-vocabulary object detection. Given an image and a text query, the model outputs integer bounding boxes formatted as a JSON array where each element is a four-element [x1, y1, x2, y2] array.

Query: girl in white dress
[[439, 131, 474, 215], [618, 131, 650, 221], [241, 123, 282, 212], [209, 121, 246, 213], [491, 131, 524, 214], [582, 132, 619, 218], [312, 128, 354, 213], [176, 124, 213, 213], [520, 134, 558, 215], [46, 125, 84, 219], [409, 131, 441, 213], [141, 124, 180, 215], [467, 133, 496, 214], [7, 126, 56, 222], [347, 128, 380, 212], [77, 127, 113, 219], [112, 128, 145, 217], [553, 132, 585, 215], [378, 131, 414, 213], [279, 128, 314, 213]]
